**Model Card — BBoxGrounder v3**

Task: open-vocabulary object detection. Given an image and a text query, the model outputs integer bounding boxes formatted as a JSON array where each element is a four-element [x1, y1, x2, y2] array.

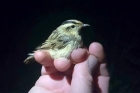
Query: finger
[[54, 58, 71, 72], [98, 76, 110, 93], [34, 50, 54, 66], [70, 55, 98, 93], [89, 42, 105, 63], [89, 42, 109, 93], [89, 42, 109, 76], [99, 63, 109, 76], [95, 63, 109, 93], [71, 48, 89, 63]]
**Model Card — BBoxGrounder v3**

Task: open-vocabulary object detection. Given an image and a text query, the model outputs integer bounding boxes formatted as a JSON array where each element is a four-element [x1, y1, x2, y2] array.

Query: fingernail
[[88, 55, 98, 73]]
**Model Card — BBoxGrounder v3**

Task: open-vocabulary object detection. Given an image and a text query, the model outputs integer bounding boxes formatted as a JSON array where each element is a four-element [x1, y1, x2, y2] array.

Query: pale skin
[[29, 42, 110, 93]]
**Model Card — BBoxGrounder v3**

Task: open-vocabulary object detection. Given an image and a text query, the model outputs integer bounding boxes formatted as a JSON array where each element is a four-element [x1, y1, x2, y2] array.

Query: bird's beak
[[83, 24, 90, 27]]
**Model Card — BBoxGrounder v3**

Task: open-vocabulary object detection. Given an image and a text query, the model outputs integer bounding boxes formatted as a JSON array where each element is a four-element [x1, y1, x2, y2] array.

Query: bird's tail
[[24, 53, 35, 64]]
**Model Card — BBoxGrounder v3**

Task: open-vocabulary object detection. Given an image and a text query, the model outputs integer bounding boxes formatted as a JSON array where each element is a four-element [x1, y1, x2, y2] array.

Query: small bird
[[24, 19, 90, 63]]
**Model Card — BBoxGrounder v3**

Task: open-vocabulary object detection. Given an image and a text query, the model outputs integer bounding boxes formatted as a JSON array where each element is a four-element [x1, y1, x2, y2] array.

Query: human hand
[[29, 42, 109, 93]]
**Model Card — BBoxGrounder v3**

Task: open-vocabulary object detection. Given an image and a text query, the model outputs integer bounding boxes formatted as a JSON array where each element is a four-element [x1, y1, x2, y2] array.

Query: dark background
[[1, 0, 140, 93]]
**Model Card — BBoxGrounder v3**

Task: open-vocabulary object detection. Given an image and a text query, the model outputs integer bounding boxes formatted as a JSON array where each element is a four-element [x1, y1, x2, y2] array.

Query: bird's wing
[[36, 30, 71, 50], [54, 35, 71, 49]]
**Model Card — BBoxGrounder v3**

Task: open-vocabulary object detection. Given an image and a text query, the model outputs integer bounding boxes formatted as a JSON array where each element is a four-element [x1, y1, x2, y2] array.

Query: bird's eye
[[71, 25, 75, 28]]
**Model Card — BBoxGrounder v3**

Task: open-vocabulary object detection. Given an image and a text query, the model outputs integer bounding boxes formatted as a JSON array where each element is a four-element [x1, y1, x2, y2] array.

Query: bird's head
[[57, 19, 90, 35]]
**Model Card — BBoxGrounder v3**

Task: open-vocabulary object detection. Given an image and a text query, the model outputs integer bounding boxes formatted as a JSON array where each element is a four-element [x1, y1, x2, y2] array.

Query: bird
[[24, 19, 90, 63]]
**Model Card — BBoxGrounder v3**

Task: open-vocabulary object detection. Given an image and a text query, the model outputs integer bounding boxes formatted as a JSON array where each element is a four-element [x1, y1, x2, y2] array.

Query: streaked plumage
[[24, 19, 89, 63]]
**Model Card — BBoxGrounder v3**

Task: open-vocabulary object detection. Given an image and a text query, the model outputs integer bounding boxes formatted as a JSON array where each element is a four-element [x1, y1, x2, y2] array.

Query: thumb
[[70, 55, 98, 93]]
